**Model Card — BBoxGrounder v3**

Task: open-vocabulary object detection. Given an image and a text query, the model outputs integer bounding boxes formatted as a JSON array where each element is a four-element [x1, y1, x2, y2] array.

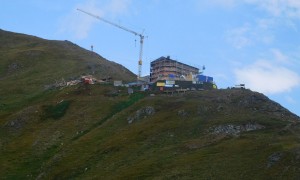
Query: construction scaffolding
[[150, 56, 199, 83]]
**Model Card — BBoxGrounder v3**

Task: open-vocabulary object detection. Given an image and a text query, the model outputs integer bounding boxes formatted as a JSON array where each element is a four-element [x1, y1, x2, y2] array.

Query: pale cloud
[[248, 0, 300, 18], [206, 0, 300, 18], [106, 0, 131, 16], [290, 47, 300, 65], [234, 59, 300, 94], [256, 18, 276, 30], [59, 0, 132, 39], [226, 24, 252, 49], [271, 49, 291, 64], [223, 0, 300, 49], [59, 0, 101, 39], [226, 22, 274, 49]]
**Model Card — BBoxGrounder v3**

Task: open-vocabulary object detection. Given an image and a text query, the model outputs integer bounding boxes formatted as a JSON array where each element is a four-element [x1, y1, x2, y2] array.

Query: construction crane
[[77, 8, 144, 80]]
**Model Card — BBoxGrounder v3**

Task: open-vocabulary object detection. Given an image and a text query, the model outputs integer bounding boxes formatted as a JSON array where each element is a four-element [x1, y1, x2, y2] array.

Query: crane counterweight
[[77, 8, 144, 80]]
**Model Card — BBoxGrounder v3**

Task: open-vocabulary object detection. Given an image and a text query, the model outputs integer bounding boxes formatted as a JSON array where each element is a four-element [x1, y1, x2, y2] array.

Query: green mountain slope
[[1, 86, 300, 179], [0, 29, 135, 116], [1, 30, 300, 179]]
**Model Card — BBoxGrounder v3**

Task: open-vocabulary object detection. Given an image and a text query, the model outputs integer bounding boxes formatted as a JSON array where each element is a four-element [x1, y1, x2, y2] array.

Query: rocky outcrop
[[177, 109, 189, 118], [7, 62, 23, 75], [209, 122, 265, 137], [4, 106, 39, 133], [233, 91, 299, 121], [127, 106, 155, 124], [190, 89, 299, 121], [267, 152, 284, 168]]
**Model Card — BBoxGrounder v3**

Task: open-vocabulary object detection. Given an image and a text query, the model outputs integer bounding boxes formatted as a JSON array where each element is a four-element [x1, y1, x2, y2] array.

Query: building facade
[[150, 56, 199, 83]]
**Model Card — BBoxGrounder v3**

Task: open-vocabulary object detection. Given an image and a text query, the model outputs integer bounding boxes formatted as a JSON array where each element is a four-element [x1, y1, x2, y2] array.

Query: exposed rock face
[[209, 123, 265, 137], [127, 106, 155, 124], [191, 89, 299, 122], [233, 91, 299, 121], [177, 109, 189, 118], [4, 106, 39, 132], [267, 152, 284, 168], [32, 130, 64, 152], [7, 62, 23, 74]]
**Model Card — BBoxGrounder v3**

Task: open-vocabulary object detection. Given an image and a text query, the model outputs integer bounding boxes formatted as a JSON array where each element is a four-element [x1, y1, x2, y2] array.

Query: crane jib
[[77, 8, 144, 79]]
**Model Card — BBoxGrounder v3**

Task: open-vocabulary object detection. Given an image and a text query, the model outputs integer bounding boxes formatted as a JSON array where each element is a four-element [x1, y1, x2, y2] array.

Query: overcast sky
[[1, 0, 300, 116]]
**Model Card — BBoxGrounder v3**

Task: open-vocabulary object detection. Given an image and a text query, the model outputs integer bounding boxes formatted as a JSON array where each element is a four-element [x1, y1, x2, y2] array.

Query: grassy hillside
[[0, 29, 135, 117], [1, 30, 300, 179], [1, 84, 300, 179]]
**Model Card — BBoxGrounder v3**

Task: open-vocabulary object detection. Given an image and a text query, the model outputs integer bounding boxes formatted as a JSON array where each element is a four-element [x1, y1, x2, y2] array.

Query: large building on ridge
[[150, 56, 199, 83]]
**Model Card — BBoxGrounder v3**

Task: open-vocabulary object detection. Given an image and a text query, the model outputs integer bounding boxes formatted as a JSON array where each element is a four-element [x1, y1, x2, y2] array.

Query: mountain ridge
[[0, 30, 300, 179], [0, 29, 135, 116]]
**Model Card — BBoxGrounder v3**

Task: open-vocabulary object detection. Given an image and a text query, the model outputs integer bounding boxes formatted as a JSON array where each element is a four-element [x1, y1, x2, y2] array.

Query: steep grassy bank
[[0, 29, 135, 117], [0, 84, 145, 178], [1, 29, 300, 179], [1, 86, 299, 179]]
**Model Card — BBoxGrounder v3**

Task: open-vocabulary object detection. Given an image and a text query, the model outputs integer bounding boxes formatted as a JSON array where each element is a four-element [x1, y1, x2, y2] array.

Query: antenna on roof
[[199, 65, 205, 74]]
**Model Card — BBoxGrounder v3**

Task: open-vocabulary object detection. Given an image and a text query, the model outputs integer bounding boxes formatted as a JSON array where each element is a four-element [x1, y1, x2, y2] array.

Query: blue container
[[197, 75, 213, 83]]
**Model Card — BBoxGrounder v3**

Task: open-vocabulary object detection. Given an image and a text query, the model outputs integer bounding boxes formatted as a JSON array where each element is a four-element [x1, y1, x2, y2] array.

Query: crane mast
[[77, 8, 144, 80]]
